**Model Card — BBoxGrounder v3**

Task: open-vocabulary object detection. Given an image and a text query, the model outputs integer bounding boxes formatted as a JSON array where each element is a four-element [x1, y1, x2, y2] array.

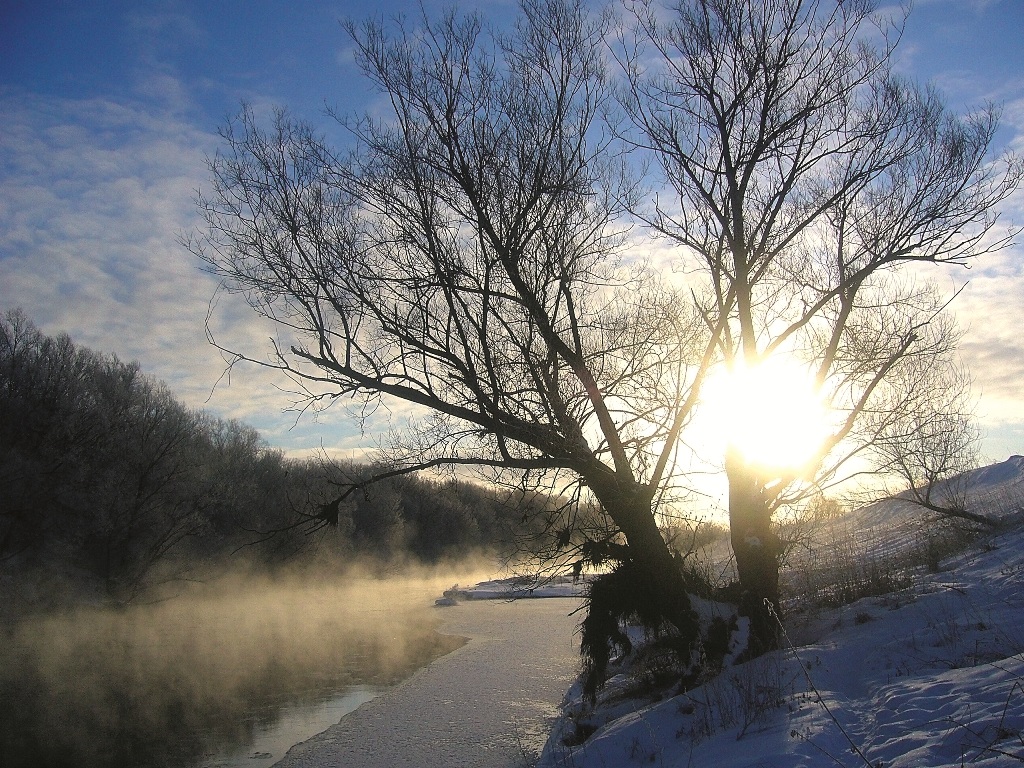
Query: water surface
[[201, 686, 382, 767], [276, 597, 583, 768], [0, 573, 471, 768]]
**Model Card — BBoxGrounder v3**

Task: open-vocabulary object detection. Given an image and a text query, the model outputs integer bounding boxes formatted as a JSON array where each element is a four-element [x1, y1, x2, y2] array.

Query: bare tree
[[620, 0, 1022, 650], [188, 0, 720, 659], [0, 310, 213, 602], [869, 354, 988, 526], [78, 372, 212, 602]]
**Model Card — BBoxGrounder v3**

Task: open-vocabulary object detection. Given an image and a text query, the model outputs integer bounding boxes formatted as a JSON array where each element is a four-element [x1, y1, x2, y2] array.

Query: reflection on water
[[202, 686, 381, 768], [0, 573, 469, 768]]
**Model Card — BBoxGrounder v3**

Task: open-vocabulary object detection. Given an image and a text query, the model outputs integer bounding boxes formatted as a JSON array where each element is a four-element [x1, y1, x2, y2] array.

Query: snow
[[274, 596, 583, 768], [443, 575, 586, 601], [273, 458, 1024, 767], [538, 521, 1024, 768]]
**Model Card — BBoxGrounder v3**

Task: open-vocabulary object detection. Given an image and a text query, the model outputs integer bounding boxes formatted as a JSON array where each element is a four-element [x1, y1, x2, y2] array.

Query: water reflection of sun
[[699, 357, 833, 475]]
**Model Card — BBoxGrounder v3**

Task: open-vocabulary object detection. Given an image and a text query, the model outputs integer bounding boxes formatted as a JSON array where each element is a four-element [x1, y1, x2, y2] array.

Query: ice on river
[[274, 596, 582, 768]]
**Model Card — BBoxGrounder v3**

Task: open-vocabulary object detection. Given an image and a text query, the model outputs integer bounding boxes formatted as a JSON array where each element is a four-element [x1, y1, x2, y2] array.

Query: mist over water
[[0, 567, 482, 768]]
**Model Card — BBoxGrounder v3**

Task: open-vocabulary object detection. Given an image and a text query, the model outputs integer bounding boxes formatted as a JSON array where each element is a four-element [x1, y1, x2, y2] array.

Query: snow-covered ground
[[538, 505, 1024, 766], [267, 458, 1024, 768]]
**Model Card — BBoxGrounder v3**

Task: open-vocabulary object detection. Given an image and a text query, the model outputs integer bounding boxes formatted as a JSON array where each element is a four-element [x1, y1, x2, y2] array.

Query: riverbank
[[274, 596, 583, 768]]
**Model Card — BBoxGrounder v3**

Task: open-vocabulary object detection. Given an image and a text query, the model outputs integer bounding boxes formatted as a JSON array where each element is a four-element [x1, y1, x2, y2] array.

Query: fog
[[0, 565, 490, 768]]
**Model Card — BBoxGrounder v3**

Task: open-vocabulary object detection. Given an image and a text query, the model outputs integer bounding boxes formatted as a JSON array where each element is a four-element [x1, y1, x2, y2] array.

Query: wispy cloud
[[1, 0, 1022, 468], [0, 86, 376, 453]]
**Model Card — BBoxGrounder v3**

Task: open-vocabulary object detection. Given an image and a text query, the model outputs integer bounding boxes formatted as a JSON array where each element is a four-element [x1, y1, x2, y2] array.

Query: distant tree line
[[0, 309, 527, 608]]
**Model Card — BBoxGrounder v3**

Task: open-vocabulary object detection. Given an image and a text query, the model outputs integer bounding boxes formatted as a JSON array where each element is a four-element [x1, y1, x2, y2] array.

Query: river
[[276, 596, 583, 768], [0, 572, 582, 768]]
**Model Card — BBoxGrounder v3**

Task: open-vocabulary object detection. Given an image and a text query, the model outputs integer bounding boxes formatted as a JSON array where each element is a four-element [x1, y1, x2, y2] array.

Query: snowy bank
[[538, 524, 1024, 767], [437, 575, 586, 604]]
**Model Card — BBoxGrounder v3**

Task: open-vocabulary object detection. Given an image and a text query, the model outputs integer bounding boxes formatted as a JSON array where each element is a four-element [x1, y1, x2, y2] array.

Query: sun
[[700, 357, 833, 474]]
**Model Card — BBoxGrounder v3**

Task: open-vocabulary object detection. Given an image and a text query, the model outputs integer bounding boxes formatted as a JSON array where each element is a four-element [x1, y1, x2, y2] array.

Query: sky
[[1, 0, 1023, 487]]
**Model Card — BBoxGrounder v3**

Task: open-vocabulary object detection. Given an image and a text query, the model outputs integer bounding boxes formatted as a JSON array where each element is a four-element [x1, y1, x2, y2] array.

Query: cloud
[[0, 86, 375, 454], [956, 253, 1024, 420], [2, 0, 1022, 470], [0, 92, 209, 355]]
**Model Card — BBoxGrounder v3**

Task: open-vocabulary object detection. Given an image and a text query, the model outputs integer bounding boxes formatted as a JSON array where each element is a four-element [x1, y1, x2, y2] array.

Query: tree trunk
[[914, 496, 994, 528], [726, 452, 781, 656], [593, 476, 699, 642]]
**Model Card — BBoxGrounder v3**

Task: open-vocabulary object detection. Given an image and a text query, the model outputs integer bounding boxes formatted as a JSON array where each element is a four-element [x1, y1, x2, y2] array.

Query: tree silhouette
[[189, 0, 1021, 676], [620, 0, 1021, 650], [189, 0, 719, 659]]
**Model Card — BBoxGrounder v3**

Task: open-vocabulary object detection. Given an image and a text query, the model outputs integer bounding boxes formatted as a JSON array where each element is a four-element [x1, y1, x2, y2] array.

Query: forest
[[0, 308, 533, 613]]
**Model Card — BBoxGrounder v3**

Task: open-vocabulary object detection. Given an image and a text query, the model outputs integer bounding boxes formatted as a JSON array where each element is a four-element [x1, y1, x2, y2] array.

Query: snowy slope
[[852, 455, 1024, 533], [538, 466, 1024, 767]]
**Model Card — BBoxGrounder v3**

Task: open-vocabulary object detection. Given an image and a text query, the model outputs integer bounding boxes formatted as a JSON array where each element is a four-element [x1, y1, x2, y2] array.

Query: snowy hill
[[964, 455, 1024, 489], [850, 454, 1024, 533], [538, 460, 1024, 767]]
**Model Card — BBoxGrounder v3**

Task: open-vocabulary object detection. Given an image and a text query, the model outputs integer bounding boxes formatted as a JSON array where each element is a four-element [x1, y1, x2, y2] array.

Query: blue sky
[[1, 0, 1023, 479]]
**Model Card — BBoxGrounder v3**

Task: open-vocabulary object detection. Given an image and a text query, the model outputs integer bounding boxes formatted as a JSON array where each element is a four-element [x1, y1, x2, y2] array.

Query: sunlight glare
[[702, 357, 832, 474]]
